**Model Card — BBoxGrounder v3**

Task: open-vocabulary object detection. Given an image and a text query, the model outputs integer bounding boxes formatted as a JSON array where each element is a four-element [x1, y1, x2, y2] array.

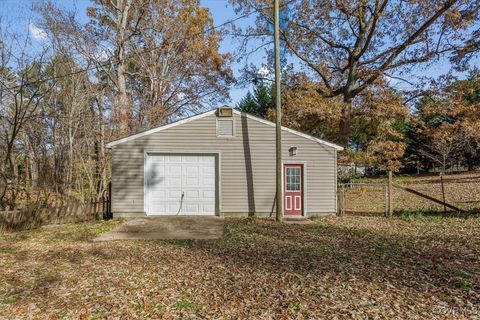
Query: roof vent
[[217, 106, 233, 117]]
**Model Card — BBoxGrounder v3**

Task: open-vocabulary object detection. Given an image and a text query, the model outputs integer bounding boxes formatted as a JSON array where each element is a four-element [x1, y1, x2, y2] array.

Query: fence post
[[341, 185, 346, 216], [108, 181, 112, 219], [384, 184, 388, 216], [440, 172, 447, 214], [337, 187, 343, 216], [387, 170, 393, 217]]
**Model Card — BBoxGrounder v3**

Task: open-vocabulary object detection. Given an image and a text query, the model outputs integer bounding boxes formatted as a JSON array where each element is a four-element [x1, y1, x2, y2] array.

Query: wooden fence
[[0, 185, 112, 231]]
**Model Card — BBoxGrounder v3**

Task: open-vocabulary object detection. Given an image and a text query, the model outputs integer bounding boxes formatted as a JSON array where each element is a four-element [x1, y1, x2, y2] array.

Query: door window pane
[[286, 167, 301, 191]]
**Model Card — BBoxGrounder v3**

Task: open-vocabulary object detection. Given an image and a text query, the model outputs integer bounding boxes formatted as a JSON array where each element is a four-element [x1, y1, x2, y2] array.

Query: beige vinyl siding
[[111, 112, 337, 216]]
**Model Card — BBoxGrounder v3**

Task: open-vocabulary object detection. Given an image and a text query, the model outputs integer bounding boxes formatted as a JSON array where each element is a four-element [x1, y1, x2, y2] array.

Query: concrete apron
[[93, 216, 224, 241]]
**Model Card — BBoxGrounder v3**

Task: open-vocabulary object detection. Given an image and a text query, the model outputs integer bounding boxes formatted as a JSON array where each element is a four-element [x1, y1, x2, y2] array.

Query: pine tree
[[236, 83, 273, 118]]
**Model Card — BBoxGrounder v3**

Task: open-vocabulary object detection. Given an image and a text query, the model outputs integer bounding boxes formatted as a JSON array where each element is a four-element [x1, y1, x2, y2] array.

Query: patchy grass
[[1, 217, 480, 319], [173, 298, 202, 315]]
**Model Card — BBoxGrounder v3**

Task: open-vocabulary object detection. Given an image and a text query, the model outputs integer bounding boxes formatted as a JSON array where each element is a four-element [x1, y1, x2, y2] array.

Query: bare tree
[[87, 0, 141, 133], [0, 28, 52, 208]]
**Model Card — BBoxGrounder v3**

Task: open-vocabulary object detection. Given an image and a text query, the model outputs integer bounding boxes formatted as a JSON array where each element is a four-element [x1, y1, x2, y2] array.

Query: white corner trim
[[233, 110, 344, 151], [106, 110, 217, 148]]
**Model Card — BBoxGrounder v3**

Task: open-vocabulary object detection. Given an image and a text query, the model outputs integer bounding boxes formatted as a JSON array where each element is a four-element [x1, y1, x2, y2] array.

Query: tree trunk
[[4, 143, 17, 208], [26, 137, 38, 188], [94, 96, 107, 199], [338, 98, 353, 146], [115, 0, 132, 134], [117, 61, 129, 128]]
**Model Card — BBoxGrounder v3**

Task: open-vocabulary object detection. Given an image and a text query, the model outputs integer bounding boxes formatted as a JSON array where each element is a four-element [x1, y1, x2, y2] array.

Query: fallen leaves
[[0, 216, 479, 319]]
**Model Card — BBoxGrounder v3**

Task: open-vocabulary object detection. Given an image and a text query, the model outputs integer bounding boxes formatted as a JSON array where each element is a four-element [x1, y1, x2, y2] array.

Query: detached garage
[[106, 108, 343, 218]]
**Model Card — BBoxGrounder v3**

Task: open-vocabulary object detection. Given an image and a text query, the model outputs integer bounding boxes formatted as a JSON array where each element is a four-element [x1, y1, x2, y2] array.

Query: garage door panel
[[184, 177, 199, 187], [147, 178, 164, 188], [169, 165, 182, 174], [146, 154, 216, 215], [202, 204, 215, 214], [152, 204, 166, 212], [150, 200, 165, 207], [185, 190, 199, 199], [199, 156, 214, 163], [148, 155, 164, 163], [202, 167, 215, 175], [167, 203, 181, 213], [148, 163, 164, 174], [184, 203, 199, 213], [183, 156, 199, 163], [185, 166, 198, 175], [150, 190, 166, 200], [166, 176, 181, 186], [168, 190, 182, 198], [202, 190, 215, 200], [166, 156, 182, 163], [202, 177, 215, 185]]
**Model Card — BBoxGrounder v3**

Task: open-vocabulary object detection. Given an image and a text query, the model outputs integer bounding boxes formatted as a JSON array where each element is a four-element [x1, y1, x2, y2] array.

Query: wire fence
[[338, 172, 480, 216], [338, 182, 387, 216]]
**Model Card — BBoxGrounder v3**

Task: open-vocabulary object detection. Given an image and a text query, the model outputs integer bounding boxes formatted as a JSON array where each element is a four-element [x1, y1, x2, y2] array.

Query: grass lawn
[[1, 216, 479, 319]]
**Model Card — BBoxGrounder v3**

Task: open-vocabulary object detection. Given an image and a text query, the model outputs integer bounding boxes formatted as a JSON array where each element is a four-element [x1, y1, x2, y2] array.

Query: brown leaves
[[352, 84, 409, 171], [1, 216, 479, 319], [267, 77, 344, 141], [367, 138, 407, 172], [413, 74, 480, 170]]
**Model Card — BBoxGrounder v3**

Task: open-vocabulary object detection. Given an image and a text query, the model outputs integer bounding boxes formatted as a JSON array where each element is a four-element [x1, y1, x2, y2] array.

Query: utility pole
[[274, 0, 282, 222]]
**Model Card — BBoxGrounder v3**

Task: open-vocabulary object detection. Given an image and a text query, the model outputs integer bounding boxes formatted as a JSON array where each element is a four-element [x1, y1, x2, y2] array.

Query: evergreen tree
[[236, 83, 273, 118]]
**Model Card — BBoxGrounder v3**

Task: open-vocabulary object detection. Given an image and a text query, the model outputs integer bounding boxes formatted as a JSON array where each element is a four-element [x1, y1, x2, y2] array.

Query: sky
[[0, 0, 478, 106], [0, 0, 256, 105]]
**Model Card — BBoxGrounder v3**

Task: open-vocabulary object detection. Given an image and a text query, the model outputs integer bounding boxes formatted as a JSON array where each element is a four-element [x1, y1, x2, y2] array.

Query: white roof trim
[[232, 110, 344, 151], [106, 108, 344, 151], [106, 110, 217, 148]]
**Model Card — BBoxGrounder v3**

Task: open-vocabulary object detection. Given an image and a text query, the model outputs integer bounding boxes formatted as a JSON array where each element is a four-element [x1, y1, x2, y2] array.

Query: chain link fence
[[338, 182, 387, 216], [338, 172, 480, 216]]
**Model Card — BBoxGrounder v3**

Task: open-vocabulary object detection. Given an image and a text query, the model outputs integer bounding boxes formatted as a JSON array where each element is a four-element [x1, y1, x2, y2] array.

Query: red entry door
[[284, 164, 303, 215]]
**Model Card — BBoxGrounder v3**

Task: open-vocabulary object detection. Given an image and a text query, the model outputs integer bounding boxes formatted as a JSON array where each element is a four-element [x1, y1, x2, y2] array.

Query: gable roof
[[106, 109, 344, 150]]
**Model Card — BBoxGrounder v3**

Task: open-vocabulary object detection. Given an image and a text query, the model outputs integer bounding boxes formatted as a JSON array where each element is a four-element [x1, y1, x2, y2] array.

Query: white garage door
[[146, 155, 216, 215]]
